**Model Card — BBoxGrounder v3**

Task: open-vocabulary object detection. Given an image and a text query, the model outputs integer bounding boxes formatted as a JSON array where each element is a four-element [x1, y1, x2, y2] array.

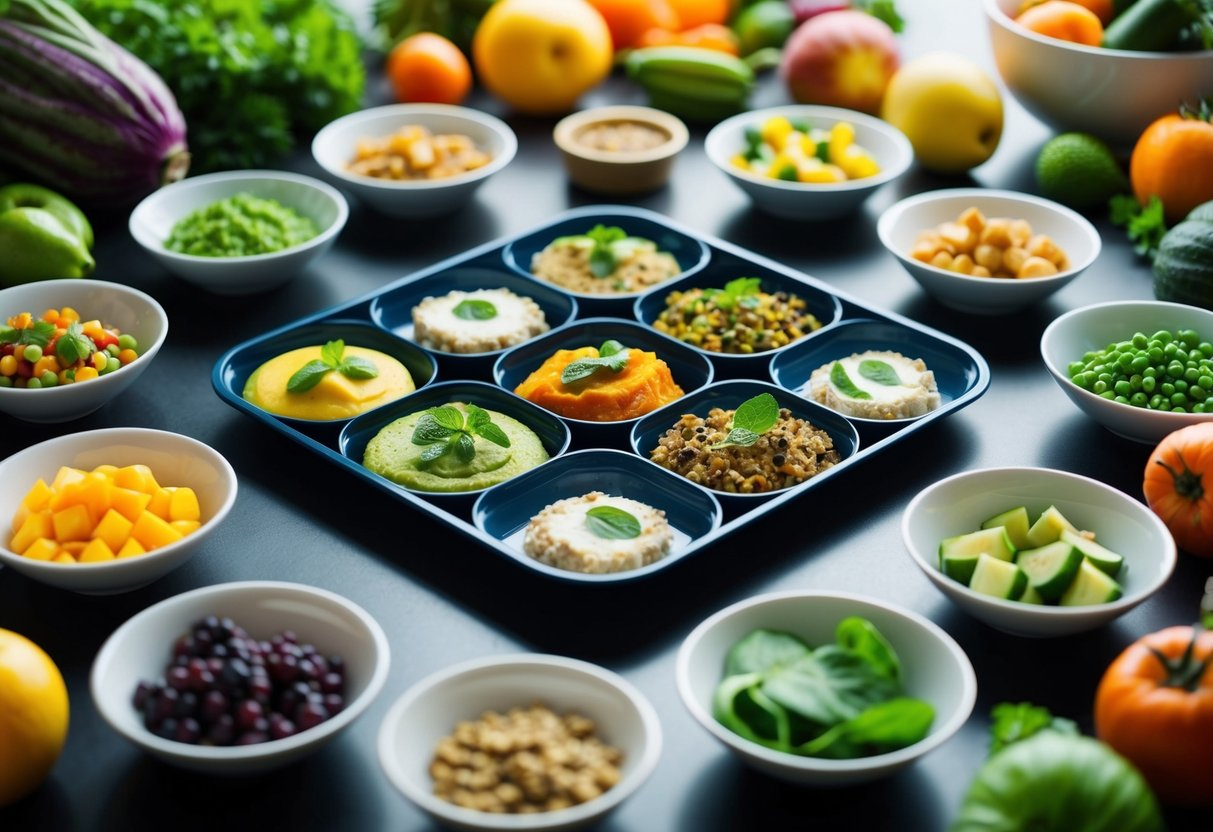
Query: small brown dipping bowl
[[554, 106, 689, 196]]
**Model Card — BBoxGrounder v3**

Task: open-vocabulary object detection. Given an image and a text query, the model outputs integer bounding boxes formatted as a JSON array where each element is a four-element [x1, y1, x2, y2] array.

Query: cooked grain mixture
[[650, 406, 840, 493], [652, 285, 821, 354], [531, 243, 681, 294], [429, 703, 623, 815]]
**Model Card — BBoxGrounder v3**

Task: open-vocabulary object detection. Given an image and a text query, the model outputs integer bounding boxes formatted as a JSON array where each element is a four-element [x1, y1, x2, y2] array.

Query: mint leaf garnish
[[830, 362, 871, 400], [452, 299, 497, 321], [561, 340, 632, 385], [711, 392, 781, 449], [858, 360, 901, 387], [585, 505, 642, 540], [286, 360, 332, 394], [703, 277, 762, 311], [338, 355, 379, 380], [410, 403, 512, 466], [586, 224, 628, 278], [287, 340, 380, 394]]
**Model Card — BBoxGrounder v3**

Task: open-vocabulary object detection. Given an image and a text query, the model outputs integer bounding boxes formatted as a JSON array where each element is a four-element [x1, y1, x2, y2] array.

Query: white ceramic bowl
[[553, 105, 688, 195], [0, 279, 167, 422], [984, 0, 1213, 146], [91, 580, 390, 774], [0, 428, 236, 594], [129, 170, 348, 296], [676, 591, 976, 786], [1041, 300, 1213, 443], [311, 103, 517, 219], [704, 105, 913, 221], [878, 188, 1100, 315], [378, 653, 661, 832], [902, 467, 1176, 637]]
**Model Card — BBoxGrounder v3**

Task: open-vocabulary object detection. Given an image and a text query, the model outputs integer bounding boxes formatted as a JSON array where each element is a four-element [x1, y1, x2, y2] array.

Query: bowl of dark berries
[[90, 580, 390, 774]]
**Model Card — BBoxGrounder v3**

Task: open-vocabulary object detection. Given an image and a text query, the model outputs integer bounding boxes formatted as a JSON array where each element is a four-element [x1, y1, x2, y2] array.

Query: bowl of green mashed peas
[[129, 170, 349, 296]]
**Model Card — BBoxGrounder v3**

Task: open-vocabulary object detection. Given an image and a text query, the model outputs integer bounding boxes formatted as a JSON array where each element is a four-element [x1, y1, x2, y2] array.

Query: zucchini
[[939, 527, 1017, 566], [981, 506, 1030, 549], [1060, 529, 1126, 577], [1024, 505, 1080, 548], [1102, 0, 1202, 51], [1017, 541, 1083, 602], [969, 553, 1029, 601], [1059, 560, 1125, 606]]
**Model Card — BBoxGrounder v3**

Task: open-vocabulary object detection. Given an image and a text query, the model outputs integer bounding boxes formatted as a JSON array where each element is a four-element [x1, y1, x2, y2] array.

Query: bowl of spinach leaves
[[675, 590, 977, 785]]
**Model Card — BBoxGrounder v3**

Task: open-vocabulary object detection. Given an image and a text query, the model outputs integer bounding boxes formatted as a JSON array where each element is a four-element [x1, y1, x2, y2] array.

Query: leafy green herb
[[409, 403, 511, 466], [743, 125, 764, 161], [799, 698, 935, 759], [776, 164, 799, 182], [585, 505, 642, 540], [286, 340, 379, 394], [452, 299, 497, 321], [586, 224, 628, 278], [859, 360, 902, 386], [0, 319, 54, 348], [710, 392, 780, 449], [560, 340, 631, 385], [1110, 194, 1167, 260], [988, 702, 1078, 755], [814, 140, 831, 164], [853, 0, 906, 33], [835, 616, 900, 683], [725, 630, 811, 677], [830, 362, 871, 400], [702, 277, 762, 311], [373, 0, 497, 53], [54, 321, 95, 366]]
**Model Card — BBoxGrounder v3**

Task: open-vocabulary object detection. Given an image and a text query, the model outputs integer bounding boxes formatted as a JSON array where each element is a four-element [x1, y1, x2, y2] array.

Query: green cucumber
[[943, 552, 981, 585], [1102, 0, 1201, 51], [981, 506, 1030, 550], [969, 553, 1029, 601], [1020, 585, 1046, 605], [1059, 560, 1124, 606], [1060, 529, 1126, 577], [939, 527, 1017, 569], [1016, 541, 1084, 602], [1024, 505, 1080, 548]]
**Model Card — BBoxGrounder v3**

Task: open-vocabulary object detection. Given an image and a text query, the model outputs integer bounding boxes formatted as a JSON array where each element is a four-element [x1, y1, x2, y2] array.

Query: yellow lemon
[[0, 629, 69, 807]]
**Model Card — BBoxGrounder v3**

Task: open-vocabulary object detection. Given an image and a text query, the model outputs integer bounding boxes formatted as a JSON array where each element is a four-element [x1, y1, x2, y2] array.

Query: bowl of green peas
[[1041, 300, 1213, 443]]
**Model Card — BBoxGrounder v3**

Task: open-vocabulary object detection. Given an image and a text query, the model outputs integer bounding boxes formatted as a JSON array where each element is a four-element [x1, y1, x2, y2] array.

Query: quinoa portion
[[531, 243, 681, 294], [649, 407, 841, 494]]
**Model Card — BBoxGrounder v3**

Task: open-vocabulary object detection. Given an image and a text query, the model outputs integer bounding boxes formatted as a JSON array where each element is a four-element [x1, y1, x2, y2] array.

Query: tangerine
[[386, 33, 473, 105], [0, 629, 69, 807], [585, 0, 679, 50], [1131, 109, 1213, 225]]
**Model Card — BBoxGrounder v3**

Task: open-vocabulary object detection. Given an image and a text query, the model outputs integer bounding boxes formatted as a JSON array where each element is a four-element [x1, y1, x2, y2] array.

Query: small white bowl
[[676, 591, 976, 786], [0, 427, 236, 594], [704, 105, 912, 221], [878, 188, 1100, 315], [553, 105, 688, 195], [984, 0, 1213, 146], [0, 279, 168, 423], [902, 467, 1176, 637], [311, 103, 517, 219], [129, 170, 348, 296], [1041, 300, 1213, 443], [91, 580, 390, 774], [378, 653, 661, 832]]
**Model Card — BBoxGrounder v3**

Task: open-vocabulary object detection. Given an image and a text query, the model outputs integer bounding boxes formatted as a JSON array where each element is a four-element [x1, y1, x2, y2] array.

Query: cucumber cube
[[1024, 505, 1080, 548], [969, 552, 1029, 600], [1059, 560, 1124, 606], [942, 552, 980, 585], [1017, 541, 1083, 602], [1019, 585, 1046, 605], [939, 526, 1017, 567], [1060, 529, 1125, 577], [981, 506, 1031, 549]]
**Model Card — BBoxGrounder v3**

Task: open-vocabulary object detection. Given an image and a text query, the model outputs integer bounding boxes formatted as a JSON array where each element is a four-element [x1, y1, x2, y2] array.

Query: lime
[[734, 0, 796, 56], [1035, 132, 1129, 210]]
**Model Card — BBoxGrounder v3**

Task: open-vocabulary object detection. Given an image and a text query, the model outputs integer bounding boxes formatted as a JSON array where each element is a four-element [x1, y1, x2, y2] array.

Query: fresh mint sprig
[[831, 362, 870, 400], [410, 403, 511, 465], [859, 359, 902, 386], [287, 340, 379, 394], [585, 505, 641, 540], [586, 224, 628, 278], [710, 392, 780, 449], [0, 319, 54, 349], [703, 277, 762, 311], [561, 340, 631, 385], [452, 299, 497, 321]]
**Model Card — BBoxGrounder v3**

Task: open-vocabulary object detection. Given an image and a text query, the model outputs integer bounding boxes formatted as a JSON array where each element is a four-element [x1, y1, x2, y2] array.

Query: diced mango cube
[[93, 509, 134, 552], [113, 464, 160, 494], [79, 538, 116, 562], [116, 537, 147, 559], [170, 519, 200, 536], [147, 487, 174, 521], [11, 510, 54, 554], [131, 511, 183, 551], [51, 465, 86, 491], [91, 464, 120, 479], [52, 503, 94, 543], [168, 487, 200, 523], [21, 537, 59, 562], [10, 504, 29, 536], [110, 486, 152, 523], [51, 550, 76, 565], [61, 541, 86, 556], [77, 471, 114, 524], [21, 477, 52, 513]]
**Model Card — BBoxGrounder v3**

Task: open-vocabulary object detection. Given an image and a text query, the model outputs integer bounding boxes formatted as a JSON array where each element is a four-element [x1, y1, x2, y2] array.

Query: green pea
[[1162, 381, 1176, 396], [25, 377, 41, 389], [1153, 330, 1173, 344], [1130, 392, 1148, 407], [1114, 379, 1132, 396], [38, 370, 56, 387], [1173, 392, 1189, 406], [1130, 374, 1143, 390], [1173, 404, 1189, 413], [106, 343, 121, 357], [1115, 395, 1130, 404], [1202, 343, 1213, 358], [1164, 342, 1179, 359], [22, 344, 42, 362], [1150, 394, 1165, 409], [1148, 347, 1165, 364], [1099, 390, 1116, 400], [1130, 354, 1151, 373], [1117, 353, 1135, 372], [1144, 367, 1158, 379], [1200, 375, 1213, 390], [0, 377, 11, 388], [1176, 379, 1190, 393], [1197, 403, 1208, 413], [105, 357, 120, 373], [1132, 332, 1149, 349], [1093, 380, 1108, 394], [118, 334, 138, 351], [1068, 361, 1085, 376], [1143, 376, 1157, 393], [1179, 329, 1200, 347], [1168, 362, 1186, 379]]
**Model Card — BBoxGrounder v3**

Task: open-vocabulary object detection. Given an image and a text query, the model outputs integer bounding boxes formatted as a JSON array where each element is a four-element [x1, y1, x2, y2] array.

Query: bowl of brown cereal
[[311, 104, 517, 219], [377, 653, 661, 831], [877, 188, 1100, 315]]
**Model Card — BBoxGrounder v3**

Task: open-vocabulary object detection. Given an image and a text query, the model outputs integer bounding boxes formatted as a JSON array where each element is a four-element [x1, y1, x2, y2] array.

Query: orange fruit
[[1131, 111, 1213, 225], [1018, 0, 1114, 25], [585, 0, 679, 50], [666, 0, 730, 29], [0, 629, 69, 807], [1015, 0, 1103, 45], [386, 32, 473, 105], [636, 22, 740, 55]]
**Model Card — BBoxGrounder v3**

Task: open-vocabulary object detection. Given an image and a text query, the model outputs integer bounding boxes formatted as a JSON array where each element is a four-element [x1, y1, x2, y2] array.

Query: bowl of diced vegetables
[[676, 590, 976, 786], [703, 105, 913, 221], [901, 467, 1176, 637]]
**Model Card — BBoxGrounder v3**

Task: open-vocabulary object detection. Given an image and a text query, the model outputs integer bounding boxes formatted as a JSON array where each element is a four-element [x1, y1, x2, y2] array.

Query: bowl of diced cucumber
[[901, 466, 1176, 637]]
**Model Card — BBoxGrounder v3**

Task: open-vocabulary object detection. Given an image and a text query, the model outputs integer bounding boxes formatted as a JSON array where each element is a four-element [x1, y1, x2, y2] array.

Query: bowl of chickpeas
[[877, 188, 1101, 315]]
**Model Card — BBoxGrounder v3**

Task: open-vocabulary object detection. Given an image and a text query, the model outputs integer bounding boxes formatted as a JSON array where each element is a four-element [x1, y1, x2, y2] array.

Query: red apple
[[780, 10, 900, 115], [789, 0, 850, 25]]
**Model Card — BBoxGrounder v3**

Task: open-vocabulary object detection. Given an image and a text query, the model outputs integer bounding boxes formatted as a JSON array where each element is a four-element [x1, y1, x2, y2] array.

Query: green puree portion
[[165, 192, 319, 257]]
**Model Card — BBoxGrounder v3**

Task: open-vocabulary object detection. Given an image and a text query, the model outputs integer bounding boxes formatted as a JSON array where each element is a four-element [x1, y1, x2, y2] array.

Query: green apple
[[0, 183, 93, 249], [0, 207, 95, 285], [881, 52, 1004, 175]]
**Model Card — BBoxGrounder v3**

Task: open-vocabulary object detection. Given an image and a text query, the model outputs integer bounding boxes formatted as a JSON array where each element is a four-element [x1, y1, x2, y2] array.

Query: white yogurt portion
[[808, 350, 942, 420], [412, 287, 548, 354]]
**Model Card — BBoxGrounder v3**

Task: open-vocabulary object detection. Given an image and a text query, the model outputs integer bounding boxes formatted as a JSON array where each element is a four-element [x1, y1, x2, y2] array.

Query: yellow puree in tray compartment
[[243, 345, 414, 421]]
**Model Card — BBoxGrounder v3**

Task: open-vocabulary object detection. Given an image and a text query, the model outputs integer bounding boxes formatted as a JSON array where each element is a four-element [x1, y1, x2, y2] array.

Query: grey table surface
[[2, 1, 1209, 830]]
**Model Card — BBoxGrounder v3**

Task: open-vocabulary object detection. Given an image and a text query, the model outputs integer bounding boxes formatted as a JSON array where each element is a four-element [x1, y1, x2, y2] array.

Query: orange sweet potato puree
[[514, 346, 684, 422]]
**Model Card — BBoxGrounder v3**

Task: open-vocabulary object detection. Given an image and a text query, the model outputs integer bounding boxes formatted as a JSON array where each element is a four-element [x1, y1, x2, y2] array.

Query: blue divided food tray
[[213, 206, 991, 583]]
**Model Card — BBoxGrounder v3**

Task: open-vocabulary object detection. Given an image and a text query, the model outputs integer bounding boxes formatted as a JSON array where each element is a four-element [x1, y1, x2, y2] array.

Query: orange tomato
[[386, 32, 473, 105], [1015, 0, 1103, 45], [636, 22, 740, 55], [1131, 109, 1213, 225], [1018, 0, 1114, 25], [585, 0, 679, 49], [1143, 422, 1213, 557], [666, 0, 730, 29]]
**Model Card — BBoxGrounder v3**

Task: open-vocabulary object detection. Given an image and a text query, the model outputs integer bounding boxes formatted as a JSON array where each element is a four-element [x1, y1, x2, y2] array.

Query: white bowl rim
[[901, 465, 1178, 617], [1040, 299, 1213, 425], [675, 589, 977, 773], [705, 104, 914, 194], [982, 0, 1213, 59], [0, 427, 236, 573], [877, 187, 1101, 284], [0, 280, 168, 402], [553, 105, 690, 164], [128, 169, 349, 265], [90, 579, 391, 758], [311, 103, 519, 192], [377, 651, 663, 829]]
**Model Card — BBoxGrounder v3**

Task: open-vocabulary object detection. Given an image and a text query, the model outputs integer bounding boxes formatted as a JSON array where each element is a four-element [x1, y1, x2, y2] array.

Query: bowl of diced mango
[[0, 427, 237, 594], [704, 105, 913, 221]]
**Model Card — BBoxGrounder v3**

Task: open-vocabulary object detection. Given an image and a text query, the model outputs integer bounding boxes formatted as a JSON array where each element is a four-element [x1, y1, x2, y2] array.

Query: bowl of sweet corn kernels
[[877, 188, 1101, 315], [704, 105, 913, 221]]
